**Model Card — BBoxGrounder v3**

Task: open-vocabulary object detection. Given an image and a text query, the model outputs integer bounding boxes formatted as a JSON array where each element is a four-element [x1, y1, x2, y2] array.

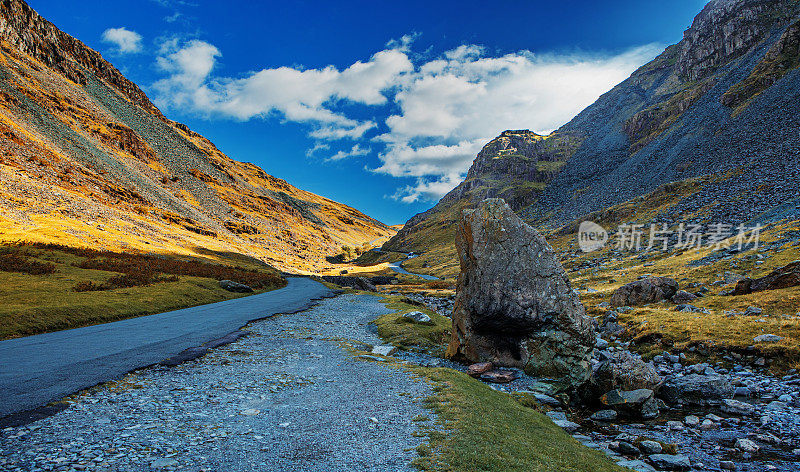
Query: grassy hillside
[[0, 1, 394, 274], [0, 243, 284, 339]]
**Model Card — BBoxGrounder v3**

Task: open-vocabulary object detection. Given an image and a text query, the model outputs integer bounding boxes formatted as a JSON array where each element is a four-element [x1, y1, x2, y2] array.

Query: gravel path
[[0, 294, 433, 472]]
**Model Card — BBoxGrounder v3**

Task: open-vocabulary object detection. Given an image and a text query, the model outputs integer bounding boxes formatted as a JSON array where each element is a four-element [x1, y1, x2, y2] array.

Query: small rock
[[480, 370, 517, 383], [467, 362, 493, 377], [638, 440, 663, 454], [240, 409, 260, 416], [734, 438, 760, 453], [719, 460, 736, 470], [533, 393, 561, 407], [219, 280, 254, 293], [590, 409, 618, 422], [684, 415, 700, 426], [611, 440, 640, 456], [401, 311, 434, 325], [151, 458, 179, 469], [553, 419, 581, 433], [721, 399, 755, 416], [617, 459, 656, 472], [371, 345, 397, 356], [753, 334, 783, 343], [744, 306, 763, 316], [648, 454, 691, 471]]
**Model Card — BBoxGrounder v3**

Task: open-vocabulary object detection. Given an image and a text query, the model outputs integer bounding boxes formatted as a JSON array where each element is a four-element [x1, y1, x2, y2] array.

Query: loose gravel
[[0, 294, 433, 472]]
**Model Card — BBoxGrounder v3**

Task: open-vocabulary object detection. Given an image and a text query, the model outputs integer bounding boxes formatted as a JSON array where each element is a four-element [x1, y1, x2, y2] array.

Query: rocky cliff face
[[0, 0, 393, 272], [386, 0, 800, 273]]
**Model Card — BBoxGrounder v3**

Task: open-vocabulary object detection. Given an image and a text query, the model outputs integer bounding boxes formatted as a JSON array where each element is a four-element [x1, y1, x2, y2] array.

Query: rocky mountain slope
[[385, 0, 800, 274], [0, 0, 393, 273]]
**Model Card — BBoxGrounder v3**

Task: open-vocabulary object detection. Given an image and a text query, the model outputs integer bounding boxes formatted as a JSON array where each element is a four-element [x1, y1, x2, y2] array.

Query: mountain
[[0, 0, 394, 273], [385, 0, 800, 277]]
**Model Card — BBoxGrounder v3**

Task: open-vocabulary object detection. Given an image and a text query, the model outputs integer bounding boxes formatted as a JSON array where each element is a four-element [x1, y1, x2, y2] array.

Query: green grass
[[373, 296, 451, 355], [0, 244, 284, 339], [410, 367, 625, 472]]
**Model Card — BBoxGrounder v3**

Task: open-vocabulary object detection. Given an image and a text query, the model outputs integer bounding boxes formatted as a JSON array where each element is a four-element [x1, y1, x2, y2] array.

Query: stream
[[387, 253, 439, 280]]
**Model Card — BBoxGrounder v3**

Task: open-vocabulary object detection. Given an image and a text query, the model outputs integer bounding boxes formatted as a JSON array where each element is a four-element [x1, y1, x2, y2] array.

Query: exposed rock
[[648, 454, 691, 471], [754, 334, 783, 343], [660, 374, 734, 406], [531, 393, 561, 407], [320, 276, 376, 292], [721, 398, 755, 416], [479, 370, 517, 384], [638, 440, 663, 455], [610, 440, 640, 456], [601, 389, 658, 418], [447, 199, 595, 389], [368, 275, 400, 285], [617, 459, 656, 472], [734, 438, 760, 453], [590, 351, 662, 395], [466, 362, 493, 377], [671, 290, 698, 304], [371, 345, 397, 356], [732, 261, 800, 295], [401, 311, 434, 325], [552, 419, 581, 433], [219, 280, 254, 293], [610, 277, 679, 307], [590, 409, 618, 422], [740, 306, 762, 317]]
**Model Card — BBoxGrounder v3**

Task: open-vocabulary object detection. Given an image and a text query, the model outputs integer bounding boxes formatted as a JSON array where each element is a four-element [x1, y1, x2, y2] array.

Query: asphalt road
[[0, 277, 337, 419]]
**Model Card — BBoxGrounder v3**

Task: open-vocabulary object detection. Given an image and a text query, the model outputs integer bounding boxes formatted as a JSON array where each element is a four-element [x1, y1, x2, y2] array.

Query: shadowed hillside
[[385, 0, 800, 277]]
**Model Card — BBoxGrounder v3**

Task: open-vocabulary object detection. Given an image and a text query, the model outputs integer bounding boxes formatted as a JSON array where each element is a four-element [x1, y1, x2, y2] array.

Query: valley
[[1, 0, 800, 471]]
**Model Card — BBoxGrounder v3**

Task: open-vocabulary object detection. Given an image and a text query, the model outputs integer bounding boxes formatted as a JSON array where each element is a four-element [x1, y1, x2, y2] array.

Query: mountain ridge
[[0, 0, 394, 273], [385, 0, 800, 275]]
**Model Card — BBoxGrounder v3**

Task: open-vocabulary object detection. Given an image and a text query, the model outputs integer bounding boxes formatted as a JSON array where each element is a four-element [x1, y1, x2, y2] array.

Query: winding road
[[0, 277, 337, 419]]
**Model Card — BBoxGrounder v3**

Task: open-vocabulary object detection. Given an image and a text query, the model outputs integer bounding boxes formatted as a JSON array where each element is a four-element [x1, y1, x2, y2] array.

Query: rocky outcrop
[[610, 277, 680, 307], [660, 374, 734, 406], [446, 199, 596, 389], [722, 18, 800, 109], [0, 0, 161, 116], [676, 0, 786, 81], [731, 261, 800, 294], [385, 0, 800, 273], [591, 351, 662, 394]]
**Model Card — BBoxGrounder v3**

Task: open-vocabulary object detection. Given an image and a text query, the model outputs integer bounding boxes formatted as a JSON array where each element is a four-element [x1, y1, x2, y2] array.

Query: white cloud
[[101, 27, 143, 54], [329, 144, 371, 161], [374, 45, 662, 202], [151, 36, 661, 203], [153, 39, 412, 139]]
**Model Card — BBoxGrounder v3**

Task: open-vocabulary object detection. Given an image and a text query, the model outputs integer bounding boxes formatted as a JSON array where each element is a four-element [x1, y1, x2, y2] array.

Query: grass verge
[[373, 295, 451, 355], [0, 243, 285, 339], [410, 367, 625, 472]]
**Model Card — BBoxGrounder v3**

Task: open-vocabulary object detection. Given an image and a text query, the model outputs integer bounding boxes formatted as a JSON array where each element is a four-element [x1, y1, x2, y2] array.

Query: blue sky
[[29, 0, 707, 225]]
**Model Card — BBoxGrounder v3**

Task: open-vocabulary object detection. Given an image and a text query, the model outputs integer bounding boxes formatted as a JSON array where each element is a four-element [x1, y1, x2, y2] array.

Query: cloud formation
[[152, 37, 661, 202], [101, 27, 143, 54]]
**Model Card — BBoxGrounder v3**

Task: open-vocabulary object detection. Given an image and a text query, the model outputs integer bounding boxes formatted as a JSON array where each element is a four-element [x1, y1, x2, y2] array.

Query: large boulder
[[446, 199, 596, 390], [611, 277, 679, 307], [591, 351, 662, 395], [659, 374, 734, 406], [732, 261, 800, 295]]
